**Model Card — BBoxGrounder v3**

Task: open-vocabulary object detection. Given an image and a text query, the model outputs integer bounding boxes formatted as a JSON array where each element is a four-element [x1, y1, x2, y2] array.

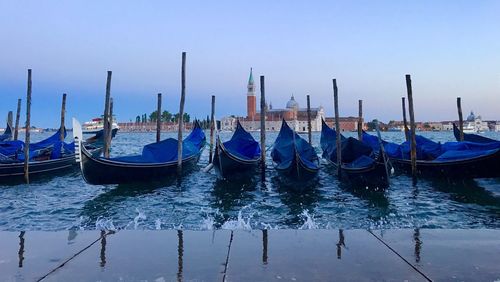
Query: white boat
[[82, 117, 120, 134]]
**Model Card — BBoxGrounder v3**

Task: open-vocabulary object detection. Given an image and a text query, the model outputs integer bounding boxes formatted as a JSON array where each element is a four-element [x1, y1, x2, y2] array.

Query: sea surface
[[0, 130, 499, 231]]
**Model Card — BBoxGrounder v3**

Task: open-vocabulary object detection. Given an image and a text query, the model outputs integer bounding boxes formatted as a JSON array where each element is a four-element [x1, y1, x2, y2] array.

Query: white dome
[[286, 95, 299, 109]]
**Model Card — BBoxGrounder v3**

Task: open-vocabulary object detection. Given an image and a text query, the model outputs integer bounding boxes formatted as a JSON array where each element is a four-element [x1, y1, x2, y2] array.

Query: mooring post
[[333, 79, 341, 178], [262, 229, 268, 265], [156, 93, 162, 143], [177, 52, 187, 175], [14, 98, 21, 140], [24, 69, 32, 184], [457, 97, 464, 141], [107, 98, 114, 155], [402, 97, 409, 141], [209, 95, 215, 163], [306, 95, 312, 144], [260, 76, 266, 179], [405, 74, 417, 178], [103, 71, 112, 158], [60, 93, 67, 141], [358, 99, 363, 141]]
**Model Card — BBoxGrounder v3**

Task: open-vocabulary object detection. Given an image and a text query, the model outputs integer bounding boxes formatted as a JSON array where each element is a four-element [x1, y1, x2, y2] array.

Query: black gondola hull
[[213, 142, 259, 179], [0, 155, 76, 181], [275, 152, 319, 182], [79, 145, 202, 185], [390, 149, 500, 179]]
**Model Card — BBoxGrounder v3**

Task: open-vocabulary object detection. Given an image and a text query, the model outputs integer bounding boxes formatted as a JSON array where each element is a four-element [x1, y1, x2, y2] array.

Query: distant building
[[464, 111, 489, 132], [495, 121, 500, 132], [223, 68, 362, 132]]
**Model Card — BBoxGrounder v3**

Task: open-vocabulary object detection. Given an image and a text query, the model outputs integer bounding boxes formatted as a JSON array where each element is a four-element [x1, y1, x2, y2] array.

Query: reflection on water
[[262, 230, 268, 265], [18, 231, 25, 268], [100, 230, 106, 268], [177, 230, 183, 282], [336, 229, 346, 259], [413, 228, 422, 264]]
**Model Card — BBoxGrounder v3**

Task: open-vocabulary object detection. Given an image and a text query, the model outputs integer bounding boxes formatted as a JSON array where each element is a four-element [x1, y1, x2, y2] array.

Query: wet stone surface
[[0, 229, 499, 281]]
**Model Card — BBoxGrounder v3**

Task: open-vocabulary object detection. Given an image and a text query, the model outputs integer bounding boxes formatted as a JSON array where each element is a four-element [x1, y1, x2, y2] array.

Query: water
[[0, 130, 499, 231]]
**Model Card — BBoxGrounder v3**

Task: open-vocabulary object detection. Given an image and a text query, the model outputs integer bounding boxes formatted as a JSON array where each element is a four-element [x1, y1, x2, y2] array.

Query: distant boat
[[213, 120, 261, 179], [82, 117, 119, 134], [73, 119, 205, 185], [321, 120, 389, 189], [271, 119, 319, 181]]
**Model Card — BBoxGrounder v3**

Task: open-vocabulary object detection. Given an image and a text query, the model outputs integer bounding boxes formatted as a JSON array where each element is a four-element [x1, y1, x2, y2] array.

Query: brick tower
[[246, 68, 256, 119]]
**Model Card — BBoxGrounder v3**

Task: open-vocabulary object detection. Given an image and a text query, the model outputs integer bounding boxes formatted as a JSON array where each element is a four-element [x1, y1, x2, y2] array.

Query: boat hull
[[213, 142, 259, 179], [79, 145, 202, 185], [0, 155, 76, 181], [275, 152, 319, 181], [390, 149, 500, 179]]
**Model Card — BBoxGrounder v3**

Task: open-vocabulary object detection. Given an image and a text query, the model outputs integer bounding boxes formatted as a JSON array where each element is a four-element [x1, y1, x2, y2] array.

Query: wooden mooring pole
[[156, 93, 162, 143], [177, 52, 187, 175], [209, 95, 215, 163], [108, 98, 114, 153], [402, 97, 409, 141], [60, 93, 67, 141], [333, 79, 341, 178], [306, 95, 312, 144], [457, 97, 464, 141], [260, 76, 266, 177], [24, 69, 32, 184], [405, 74, 417, 178], [14, 98, 21, 140], [357, 99, 363, 141], [103, 71, 112, 158]]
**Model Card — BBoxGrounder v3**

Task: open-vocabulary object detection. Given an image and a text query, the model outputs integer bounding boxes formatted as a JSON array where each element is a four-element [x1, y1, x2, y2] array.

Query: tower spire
[[248, 67, 254, 85]]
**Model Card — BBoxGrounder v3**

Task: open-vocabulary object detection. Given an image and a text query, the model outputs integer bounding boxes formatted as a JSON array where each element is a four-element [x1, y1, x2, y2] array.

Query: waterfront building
[[222, 68, 364, 132]]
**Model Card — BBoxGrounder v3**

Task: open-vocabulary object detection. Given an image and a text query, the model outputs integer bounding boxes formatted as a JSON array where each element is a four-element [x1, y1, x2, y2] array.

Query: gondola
[[85, 128, 119, 145], [0, 128, 78, 181], [212, 120, 260, 179], [320, 120, 389, 189], [452, 123, 497, 143], [0, 122, 13, 142], [73, 118, 206, 185], [362, 131, 500, 179], [271, 119, 319, 181]]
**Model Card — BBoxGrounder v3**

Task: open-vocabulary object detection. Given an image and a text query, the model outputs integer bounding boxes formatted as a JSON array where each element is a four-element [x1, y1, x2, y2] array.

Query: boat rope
[[367, 230, 432, 282], [221, 231, 234, 282]]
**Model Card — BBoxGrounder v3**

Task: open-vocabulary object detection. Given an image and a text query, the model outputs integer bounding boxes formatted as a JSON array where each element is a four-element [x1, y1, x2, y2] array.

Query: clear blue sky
[[1, 0, 499, 127]]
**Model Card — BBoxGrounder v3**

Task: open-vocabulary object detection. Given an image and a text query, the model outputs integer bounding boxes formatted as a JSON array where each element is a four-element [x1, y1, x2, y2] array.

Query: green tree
[[149, 111, 158, 122], [161, 111, 172, 122], [135, 116, 140, 123]]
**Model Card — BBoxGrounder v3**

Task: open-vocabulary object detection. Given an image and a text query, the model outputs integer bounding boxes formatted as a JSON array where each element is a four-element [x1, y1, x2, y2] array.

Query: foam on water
[[221, 209, 253, 230], [299, 210, 318, 229], [95, 217, 116, 231]]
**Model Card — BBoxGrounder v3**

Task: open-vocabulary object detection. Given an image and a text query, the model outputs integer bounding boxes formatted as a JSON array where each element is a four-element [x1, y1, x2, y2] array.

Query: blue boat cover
[[453, 123, 497, 143], [0, 123, 13, 142], [362, 131, 500, 162], [111, 121, 206, 163], [344, 155, 376, 168], [223, 120, 260, 160], [271, 120, 318, 170], [1, 127, 74, 162], [321, 121, 375, 168]]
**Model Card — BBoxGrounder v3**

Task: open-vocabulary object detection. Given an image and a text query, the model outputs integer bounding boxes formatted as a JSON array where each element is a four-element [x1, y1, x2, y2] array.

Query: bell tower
[[246, 68, 256, 119]]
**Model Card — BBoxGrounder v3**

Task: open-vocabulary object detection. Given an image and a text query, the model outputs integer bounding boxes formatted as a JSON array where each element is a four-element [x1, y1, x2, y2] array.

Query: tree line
[[135, 111, 216, 130], [135, 111, 190, 123]]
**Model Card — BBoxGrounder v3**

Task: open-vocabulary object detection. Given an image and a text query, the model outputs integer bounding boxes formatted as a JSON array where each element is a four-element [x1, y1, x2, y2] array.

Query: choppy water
[[0, 130, 499, 231]]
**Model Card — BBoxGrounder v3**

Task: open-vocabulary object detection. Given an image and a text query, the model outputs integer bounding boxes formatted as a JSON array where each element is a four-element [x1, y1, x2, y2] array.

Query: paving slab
[[0, 231, 102, 281], [45, 230, 231, 282], [373, 229, 500, 281], [225, 229, 427, 281]]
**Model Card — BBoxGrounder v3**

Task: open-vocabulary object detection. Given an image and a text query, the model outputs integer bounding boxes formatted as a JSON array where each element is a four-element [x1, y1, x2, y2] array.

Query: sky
[[0, 0, 499, 128]]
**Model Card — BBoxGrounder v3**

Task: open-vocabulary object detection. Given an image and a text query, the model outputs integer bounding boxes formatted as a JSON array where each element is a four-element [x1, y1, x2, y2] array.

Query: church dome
[[466, 111, 475, 122], [286, 95, 299, 109]]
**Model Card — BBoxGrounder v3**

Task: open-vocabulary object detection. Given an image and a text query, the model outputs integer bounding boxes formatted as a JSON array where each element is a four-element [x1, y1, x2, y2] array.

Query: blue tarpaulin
[[222, 121, 260, 160], [272, 120, 318, 170]]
